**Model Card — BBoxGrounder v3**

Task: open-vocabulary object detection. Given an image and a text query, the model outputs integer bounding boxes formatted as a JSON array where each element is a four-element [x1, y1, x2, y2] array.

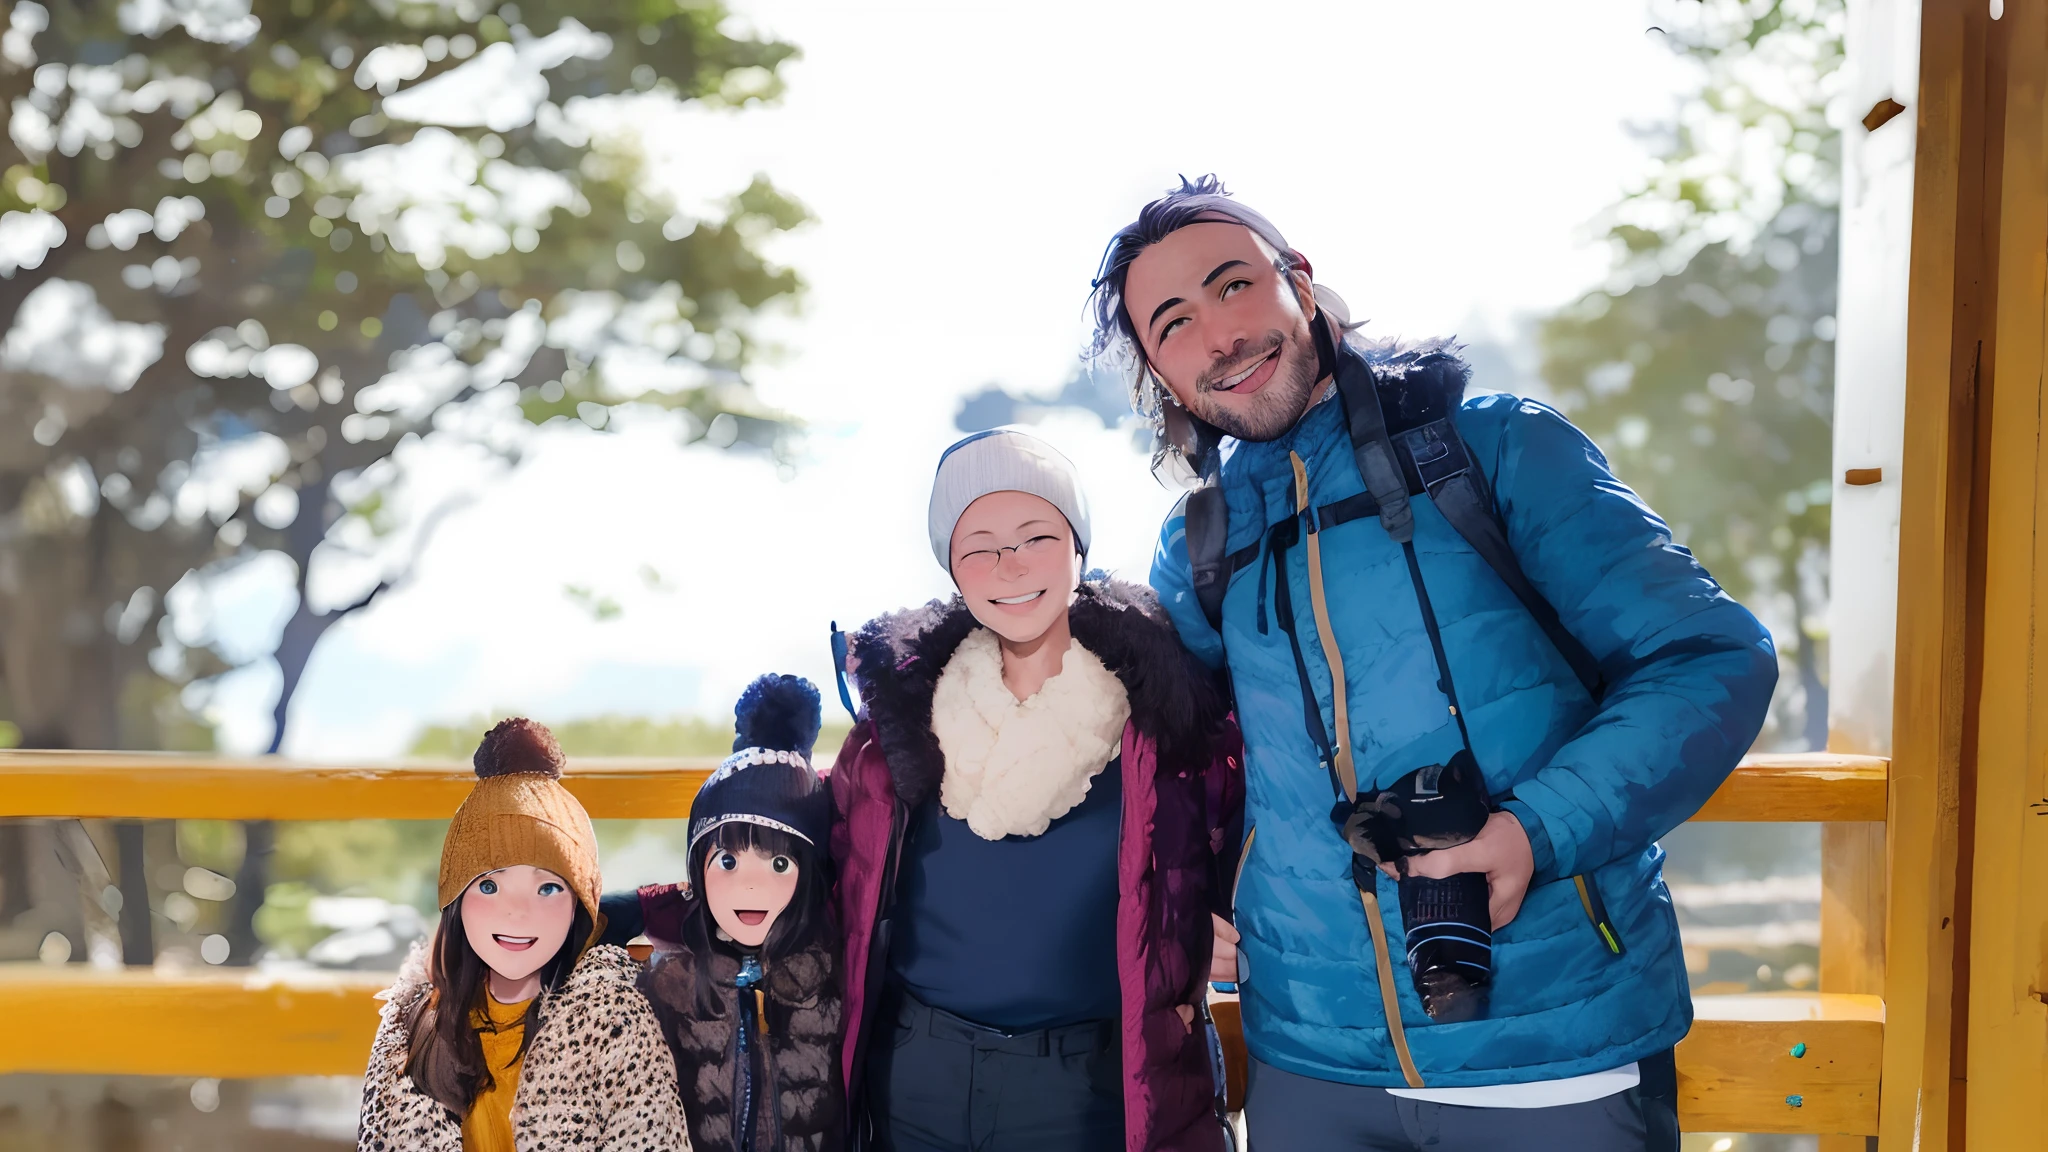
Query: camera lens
[[1398, 871, 1492, 1022]]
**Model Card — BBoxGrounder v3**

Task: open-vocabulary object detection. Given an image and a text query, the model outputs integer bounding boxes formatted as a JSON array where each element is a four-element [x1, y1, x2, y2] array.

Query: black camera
[[1335, 750, 1494, 1023]]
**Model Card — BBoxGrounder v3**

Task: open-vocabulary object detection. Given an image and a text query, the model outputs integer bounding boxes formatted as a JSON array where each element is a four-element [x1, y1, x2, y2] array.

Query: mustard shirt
[[462, 993, 534, 1152]]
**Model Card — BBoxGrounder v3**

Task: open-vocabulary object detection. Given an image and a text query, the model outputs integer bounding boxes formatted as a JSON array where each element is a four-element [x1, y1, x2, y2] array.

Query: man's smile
[[1211, 345, 1281, 395]]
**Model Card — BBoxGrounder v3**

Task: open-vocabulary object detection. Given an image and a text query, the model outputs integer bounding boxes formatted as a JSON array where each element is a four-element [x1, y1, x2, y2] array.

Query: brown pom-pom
[[473, 717, 565, 780]]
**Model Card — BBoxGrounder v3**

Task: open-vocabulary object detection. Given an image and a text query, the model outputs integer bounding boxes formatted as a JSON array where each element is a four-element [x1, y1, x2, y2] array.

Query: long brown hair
[[402, 896, 595, 1114]]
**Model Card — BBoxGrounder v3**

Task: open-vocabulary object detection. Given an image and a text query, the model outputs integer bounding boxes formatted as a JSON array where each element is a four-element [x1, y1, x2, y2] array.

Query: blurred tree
[[0, 0, 808, 962], [231, 711, 856, 959], [408, 711, 853, 760], [1538, 0, 1844, 750], [955, 360, 1143, 448]]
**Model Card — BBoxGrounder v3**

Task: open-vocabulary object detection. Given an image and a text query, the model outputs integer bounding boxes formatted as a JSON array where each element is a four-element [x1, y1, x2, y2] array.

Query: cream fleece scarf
[[932, 627, 1131, 840]]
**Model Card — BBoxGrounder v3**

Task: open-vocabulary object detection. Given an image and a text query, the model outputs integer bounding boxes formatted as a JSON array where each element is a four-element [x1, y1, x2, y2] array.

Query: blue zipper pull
[[734, 952, 765, 1152], [829, 622, 859, 721]]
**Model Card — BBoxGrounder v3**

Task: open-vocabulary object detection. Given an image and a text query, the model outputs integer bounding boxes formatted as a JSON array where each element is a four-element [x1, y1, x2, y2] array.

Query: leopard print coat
[[357, 942, 690, 1152], [639, 938, 843, 1152]]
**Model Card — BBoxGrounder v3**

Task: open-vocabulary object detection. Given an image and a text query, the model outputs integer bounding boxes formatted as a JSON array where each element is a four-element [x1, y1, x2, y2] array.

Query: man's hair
[[1086, 175, 1320, 478], [1086, 174, 1303, 373]]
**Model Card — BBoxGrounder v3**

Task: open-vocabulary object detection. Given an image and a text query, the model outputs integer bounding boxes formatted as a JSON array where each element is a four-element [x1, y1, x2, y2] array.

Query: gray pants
[[866, 988, 1124, 1152], [1245, 1056, 1673, 1152]]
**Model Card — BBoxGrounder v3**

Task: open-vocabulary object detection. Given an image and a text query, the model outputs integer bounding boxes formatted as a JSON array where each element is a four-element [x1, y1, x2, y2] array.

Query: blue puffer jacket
[[1150, 342, 1777, 1087]]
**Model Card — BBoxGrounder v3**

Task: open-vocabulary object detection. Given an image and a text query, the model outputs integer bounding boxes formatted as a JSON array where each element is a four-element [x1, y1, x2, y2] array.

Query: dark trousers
[[865, 987, 1124, 1152], [1244, 1052, 1679, 1152]]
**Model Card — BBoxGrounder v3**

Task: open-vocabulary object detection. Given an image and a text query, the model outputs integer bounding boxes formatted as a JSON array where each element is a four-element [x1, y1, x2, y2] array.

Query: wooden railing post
[[1959, 2, 2048, 1142], [1878, 1, 2011, 1148]]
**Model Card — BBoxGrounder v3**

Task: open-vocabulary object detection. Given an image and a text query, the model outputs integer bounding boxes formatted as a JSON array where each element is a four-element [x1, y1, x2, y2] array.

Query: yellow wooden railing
[[0, 750, 1885, 1137]]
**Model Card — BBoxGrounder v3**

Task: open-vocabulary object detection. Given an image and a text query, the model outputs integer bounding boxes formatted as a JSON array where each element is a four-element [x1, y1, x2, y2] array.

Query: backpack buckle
[[1400, 420, 1470, 489]]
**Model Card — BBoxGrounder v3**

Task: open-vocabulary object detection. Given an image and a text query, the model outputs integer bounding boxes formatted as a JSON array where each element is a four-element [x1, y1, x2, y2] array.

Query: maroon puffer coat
[[829, 577, 1243, 1152]]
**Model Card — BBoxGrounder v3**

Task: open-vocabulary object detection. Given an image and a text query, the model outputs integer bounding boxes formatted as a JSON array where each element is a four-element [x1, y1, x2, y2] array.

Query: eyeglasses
[[952, 533, 1064, 578]]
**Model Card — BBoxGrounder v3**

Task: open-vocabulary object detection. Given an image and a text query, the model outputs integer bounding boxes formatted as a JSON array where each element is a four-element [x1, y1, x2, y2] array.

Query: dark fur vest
[[639, 932, 844, 1152]]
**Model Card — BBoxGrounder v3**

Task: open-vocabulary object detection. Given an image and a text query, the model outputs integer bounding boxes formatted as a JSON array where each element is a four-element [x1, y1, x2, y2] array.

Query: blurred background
[[0, 0, 1844, 1148]]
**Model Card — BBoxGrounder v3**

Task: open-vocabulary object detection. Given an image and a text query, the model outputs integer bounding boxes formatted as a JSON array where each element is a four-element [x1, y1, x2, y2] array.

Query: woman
[[831, 428, 1243, 1152], [357, 718, 686, 1152]]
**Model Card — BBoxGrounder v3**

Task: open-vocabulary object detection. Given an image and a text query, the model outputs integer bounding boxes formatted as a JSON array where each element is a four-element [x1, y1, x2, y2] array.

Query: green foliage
[[0, 0, 809, 749], [246, 711, 856, 945], [562, 583, 624, 621], [250, 879, 327, 955], [118, 672, 217, 751], [1538, 0, 1844, 749], [249, 818, 443, 950], [176, 818, 247, 874], [266, 816, 446, 924], [1619, 0, 1844, 263], [409, 708, 855, 902], [1540, 217, 1834, 606], [409, 712, 853, 760]]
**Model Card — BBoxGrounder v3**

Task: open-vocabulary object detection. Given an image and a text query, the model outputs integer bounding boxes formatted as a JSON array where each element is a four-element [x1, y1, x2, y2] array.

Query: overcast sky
[[201, 0, 1695, 759]]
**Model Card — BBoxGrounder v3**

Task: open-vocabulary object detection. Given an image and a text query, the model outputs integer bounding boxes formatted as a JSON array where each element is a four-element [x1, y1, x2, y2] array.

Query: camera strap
[[1266, 513, 1346, 802], [1400, 538, 1475, 756], [1280, 449, 1421, 1088], [1331, 348, 1626, 958]]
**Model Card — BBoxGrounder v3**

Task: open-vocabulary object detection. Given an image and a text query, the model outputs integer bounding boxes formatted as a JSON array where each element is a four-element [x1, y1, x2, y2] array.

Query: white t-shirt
[[1385, 1063, 1640, 1108]]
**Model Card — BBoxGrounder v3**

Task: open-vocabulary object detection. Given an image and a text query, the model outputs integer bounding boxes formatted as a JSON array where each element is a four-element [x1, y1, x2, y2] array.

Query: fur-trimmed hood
[[848, 575, 1228, 809]]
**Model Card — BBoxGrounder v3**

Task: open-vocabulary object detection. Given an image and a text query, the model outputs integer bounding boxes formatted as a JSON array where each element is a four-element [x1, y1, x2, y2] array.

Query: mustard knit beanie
[[436, 718, 602, 931]]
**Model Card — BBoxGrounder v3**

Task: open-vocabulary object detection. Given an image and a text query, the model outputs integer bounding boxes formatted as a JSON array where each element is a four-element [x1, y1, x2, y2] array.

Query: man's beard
[[1187, 329, 1321, 443]]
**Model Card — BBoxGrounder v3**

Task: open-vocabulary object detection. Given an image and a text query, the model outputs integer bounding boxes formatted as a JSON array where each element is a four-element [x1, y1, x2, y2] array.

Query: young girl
[[357, 718, 687, 1152], [636, 674, 843, 1152]]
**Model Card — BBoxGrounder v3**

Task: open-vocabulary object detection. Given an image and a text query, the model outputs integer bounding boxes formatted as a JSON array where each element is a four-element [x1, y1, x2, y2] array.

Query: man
[[1088, 176, 1776, 1151]]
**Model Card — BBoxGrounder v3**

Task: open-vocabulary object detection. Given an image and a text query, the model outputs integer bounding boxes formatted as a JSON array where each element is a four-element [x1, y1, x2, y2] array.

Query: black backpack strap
[[1186, 482, 1232, 634], [1180, 412, 1243, 635], [1331, 332, 1607, 704], [1328, 329, 1417, 547], [1331, 338, 1622, 955], [1401, 417, 1607, 703]]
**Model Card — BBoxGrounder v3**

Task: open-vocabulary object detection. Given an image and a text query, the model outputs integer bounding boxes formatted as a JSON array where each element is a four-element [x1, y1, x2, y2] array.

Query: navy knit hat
[[688, 674, 830, 857]]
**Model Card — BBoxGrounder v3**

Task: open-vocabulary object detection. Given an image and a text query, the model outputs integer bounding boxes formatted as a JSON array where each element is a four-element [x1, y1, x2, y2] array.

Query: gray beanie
[[928, 428, 1091, 570]]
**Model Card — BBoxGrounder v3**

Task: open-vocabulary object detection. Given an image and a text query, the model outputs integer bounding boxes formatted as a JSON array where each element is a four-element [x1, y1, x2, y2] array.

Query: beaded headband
[[688, 812, 812, 854], [687, 746, 818, 857], [711, 746, 809, 782]]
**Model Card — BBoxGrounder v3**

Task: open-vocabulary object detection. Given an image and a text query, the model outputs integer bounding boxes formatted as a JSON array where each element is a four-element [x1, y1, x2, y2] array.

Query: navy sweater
[[889, 759, 1123, 1032]]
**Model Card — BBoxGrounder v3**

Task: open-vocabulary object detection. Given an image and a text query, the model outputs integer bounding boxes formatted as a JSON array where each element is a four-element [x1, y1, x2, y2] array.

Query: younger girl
[[357, 718, 687, 1152], [637, 674, 844, 1152]]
